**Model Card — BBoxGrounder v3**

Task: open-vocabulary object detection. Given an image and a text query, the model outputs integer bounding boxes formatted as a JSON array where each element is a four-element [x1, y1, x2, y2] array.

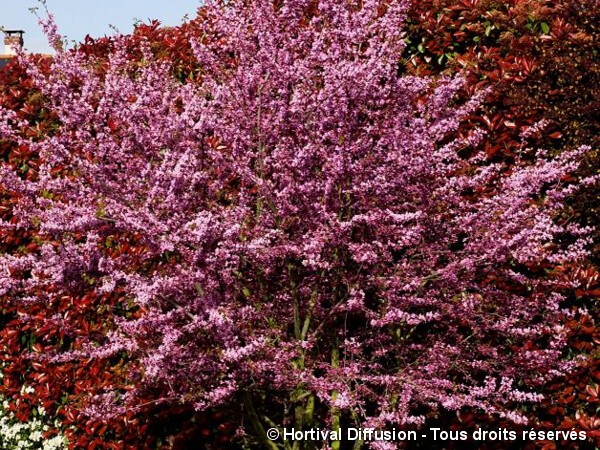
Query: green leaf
[[41, 189, 54, 199], [540, 22, 550, 34]]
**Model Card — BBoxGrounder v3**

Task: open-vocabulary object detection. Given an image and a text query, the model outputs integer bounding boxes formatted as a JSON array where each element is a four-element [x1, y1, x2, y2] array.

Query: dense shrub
[[402, 1, 600, 446], [0, 0, 597, 448]]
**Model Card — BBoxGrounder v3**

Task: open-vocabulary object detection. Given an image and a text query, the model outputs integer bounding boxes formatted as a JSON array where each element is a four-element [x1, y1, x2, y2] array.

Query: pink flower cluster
[[0, 0, 594, 440]]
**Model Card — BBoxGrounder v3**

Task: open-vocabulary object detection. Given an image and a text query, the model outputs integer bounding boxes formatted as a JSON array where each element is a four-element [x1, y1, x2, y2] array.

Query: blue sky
[[1, 1, 201, 54]]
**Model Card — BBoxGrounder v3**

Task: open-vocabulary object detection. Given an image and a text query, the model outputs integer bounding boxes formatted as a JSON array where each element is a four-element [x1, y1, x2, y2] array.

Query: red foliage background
[[0, 0, 597, 448]]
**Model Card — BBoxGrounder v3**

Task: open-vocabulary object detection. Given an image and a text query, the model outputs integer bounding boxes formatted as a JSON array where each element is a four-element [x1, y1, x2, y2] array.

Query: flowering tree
[[0, 0, 594, 448]]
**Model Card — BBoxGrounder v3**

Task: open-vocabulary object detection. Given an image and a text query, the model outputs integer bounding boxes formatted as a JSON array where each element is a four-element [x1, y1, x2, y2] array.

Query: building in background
[[0, 29, 24, 68]]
